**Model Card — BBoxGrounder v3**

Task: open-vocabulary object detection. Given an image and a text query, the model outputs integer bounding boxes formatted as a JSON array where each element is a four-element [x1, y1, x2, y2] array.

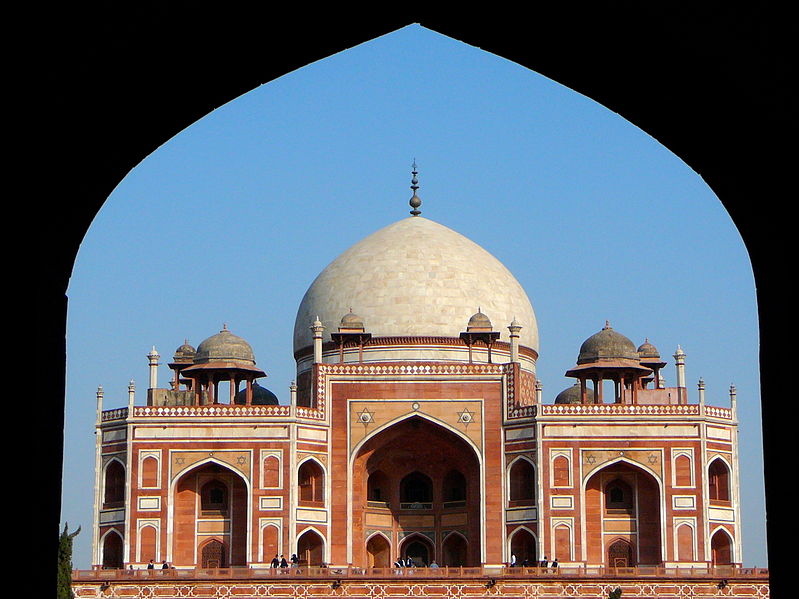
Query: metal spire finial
[[409, 160, 422, 216]]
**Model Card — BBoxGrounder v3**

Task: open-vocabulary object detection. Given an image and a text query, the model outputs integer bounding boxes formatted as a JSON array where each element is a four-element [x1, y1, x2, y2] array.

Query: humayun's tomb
[[72, 169, 769, 598]]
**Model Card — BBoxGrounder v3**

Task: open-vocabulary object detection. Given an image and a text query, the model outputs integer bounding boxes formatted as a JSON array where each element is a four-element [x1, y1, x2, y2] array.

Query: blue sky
[[62, 25, 765, 567]]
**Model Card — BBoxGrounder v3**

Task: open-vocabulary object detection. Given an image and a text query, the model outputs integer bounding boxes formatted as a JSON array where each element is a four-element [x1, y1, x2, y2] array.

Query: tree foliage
[[57, 523, 81, 599]]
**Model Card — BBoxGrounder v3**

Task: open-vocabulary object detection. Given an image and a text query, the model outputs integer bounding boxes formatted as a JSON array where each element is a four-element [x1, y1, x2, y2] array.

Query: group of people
[[508, 554, 559, 570], [134, 559, 173, 570], [270, 554, 300, 570]]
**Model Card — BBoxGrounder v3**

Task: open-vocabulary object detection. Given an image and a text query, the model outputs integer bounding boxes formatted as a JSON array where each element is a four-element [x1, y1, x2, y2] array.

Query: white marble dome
[[293, 216, 539, 354]]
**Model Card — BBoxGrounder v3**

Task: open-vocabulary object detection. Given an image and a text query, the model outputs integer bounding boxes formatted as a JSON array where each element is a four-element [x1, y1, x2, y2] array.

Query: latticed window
[[605, 479, 633, 513], [201, 480, 228, 514], [400, 471, 433, 504]]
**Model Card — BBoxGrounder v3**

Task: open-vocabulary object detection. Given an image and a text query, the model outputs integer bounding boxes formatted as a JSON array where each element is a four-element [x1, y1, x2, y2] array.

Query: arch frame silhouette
[[40, 9, 789, 593]]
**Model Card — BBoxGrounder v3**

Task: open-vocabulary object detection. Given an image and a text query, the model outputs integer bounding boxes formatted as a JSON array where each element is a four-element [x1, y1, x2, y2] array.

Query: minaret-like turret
[[311, 317, 324, 364], [674, 345, 686, 403], [128, 379, 136, 411], [508, 318, 522, 363], [95, 385, 104, 425], [147, 346, 160, 390]]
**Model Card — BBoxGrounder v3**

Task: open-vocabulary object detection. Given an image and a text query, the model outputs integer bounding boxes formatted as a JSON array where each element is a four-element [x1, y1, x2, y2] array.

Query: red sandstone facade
[[92, 337, 741, 571], [90, 211, 743, 574]]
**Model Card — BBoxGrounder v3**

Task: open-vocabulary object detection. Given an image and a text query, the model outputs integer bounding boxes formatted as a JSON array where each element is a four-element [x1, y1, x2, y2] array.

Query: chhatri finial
[[409, 160, 422, 216]]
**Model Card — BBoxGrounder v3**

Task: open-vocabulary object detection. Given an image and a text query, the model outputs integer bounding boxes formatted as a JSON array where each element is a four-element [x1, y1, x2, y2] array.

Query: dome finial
[[409, 159, 422, 216]]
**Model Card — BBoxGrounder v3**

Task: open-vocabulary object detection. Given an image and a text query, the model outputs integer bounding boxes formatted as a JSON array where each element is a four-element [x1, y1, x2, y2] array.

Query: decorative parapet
[[318, 362, 506, 376], [702, 405, 733, 419], [101, 407, 129, 422], [540, 403, 733, 419], [98, 404, 326, 421], [133, 404, 291, 417]]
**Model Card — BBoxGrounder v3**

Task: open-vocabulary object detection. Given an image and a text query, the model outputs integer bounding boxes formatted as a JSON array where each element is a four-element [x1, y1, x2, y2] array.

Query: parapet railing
[[539, 403, 733, 419], [73, 565, 768, 581], [101, 404, 325, 422]]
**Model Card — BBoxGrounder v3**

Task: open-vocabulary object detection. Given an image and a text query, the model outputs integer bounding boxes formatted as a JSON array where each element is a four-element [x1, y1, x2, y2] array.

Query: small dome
[[554, 382, 594, 404], [340, 310, 365, 330], [234, 381, 279, 405], [637, 338, 661, 359], [577, 321, 639, 364], [173, 340, 196, 362], [194, 325, 255, 364], [467, 310, 493, 330]]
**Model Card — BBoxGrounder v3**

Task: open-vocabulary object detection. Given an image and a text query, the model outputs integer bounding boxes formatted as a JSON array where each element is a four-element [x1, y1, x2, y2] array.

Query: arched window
[[400, 471, 433, 506], [104, 460, 125, 508], [677, 523, 695, 562], [366, 534, 391, 568], [367, 470, 389, 503], [710, 529, 733, 565], [509, 459, 535, 505], [604, 479, 633, 513], [101, 530, 124, 569], [200, 538, 226, 569], [553, 455, 570, 486], [139, 525, 157, 563], [263, 455, 280, 488], [200, 479, 228, 514], [442, 532, 468, 567], [261, 524, 279, 562], [141, 456, 159, 488], [708, 459, 730, 502], [297, 529, 324, 567], [298, 460, 325, 504], [443, 469, 467, 503], [608, 538, 635, 568], [509, 528, 536, 566], [674, 454, 692, 487]]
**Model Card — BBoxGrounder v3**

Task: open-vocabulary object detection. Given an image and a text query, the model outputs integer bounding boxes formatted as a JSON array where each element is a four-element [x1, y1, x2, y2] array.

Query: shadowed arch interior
[[353, 416, 481, 566]]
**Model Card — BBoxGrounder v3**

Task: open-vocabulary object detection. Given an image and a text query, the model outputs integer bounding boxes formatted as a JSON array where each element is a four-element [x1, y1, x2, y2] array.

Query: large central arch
[[583, 460, 663, 566], [169, 460, 250, 567], [351, 415, 482, 567]]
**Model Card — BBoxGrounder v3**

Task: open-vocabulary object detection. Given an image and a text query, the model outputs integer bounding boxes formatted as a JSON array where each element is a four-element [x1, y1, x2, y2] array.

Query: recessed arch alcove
[[45, 12, 788, 594]]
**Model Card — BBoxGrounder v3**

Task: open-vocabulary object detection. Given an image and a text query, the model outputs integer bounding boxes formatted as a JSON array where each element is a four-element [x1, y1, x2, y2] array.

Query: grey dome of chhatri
[[554, 382, 595, 404], [194, 325, 256, 364], [637, 338, 661, 359], [234, 381, 279, 405], [340, 310, 365, 329], [173, 340, 196, 361], [577, 321, 639, 364], [467, 310, 493, 329]]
